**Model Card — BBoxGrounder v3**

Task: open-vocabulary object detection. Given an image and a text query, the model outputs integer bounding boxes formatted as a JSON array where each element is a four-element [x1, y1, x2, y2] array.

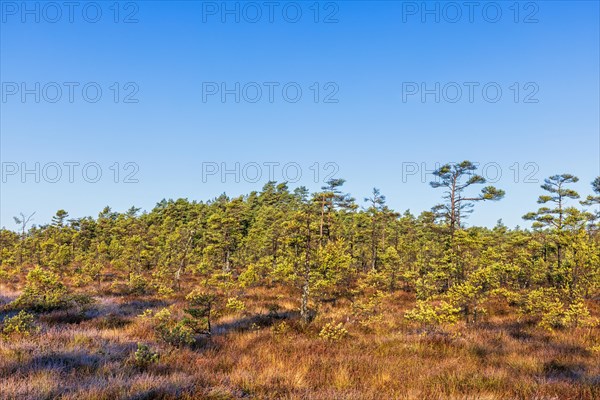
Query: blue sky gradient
[[1, 0, 599, 229]]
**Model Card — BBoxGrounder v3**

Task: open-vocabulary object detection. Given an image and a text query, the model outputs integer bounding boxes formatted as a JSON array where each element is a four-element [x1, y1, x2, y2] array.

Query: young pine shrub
[[319, 322, 348, 342], [128, 272, 150, 295], [72, 259, 102, 288], [184, 290, 217, 335], [563, 299, 598, 328], [12, 266, 68, 311], [2, 310, 38, 337], [133, 343, 159, 369], [349, 270, 391, 331], [522, 288, 597, 330], [271, 321, 289, 337], [539, 301, 569, 330], [156, 284, 175, 297], [0, 265, 13, 284], [351, 290, 387, 330], [237, 261, 268, 288], [225, 297, 245, 313], [404, 300, 461, 327], [147, 308, 196, 348]]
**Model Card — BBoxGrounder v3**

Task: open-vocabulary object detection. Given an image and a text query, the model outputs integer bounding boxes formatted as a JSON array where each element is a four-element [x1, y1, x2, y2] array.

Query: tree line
[[1, 161, 599, 330]]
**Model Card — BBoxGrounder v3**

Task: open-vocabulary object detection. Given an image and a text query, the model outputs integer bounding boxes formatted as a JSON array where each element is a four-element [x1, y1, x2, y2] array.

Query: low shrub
[[271, 321, 289, 336], [134, 343, 159, 369], [319, 322, 348, 342], [12, 266, 68, 311], [147, 308, 196, 347], [2, 310, 38, 337], [225, 297, 245, 313], [128, 272, 150, 295], [184, 290, 217, 334]]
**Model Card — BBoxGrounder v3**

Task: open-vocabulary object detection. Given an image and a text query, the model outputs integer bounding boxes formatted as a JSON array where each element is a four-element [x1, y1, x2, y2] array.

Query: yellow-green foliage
[[405, 300, 461, 326], [225, 297, 245, 312], [152, 308, 196, 347], [271, 321, 289, 336], [156, 284, 174, 297], [2, 311, 38, 336], [13, 266, 68, 311], [184, 290, 217, 334], [238, 260, 269, 287], [133, 343, 159, 368], [313, 240, 353, 296], [319, 322, 348, 341], [564, 300, 597, 328], [523, 288, 597, 330], [128, 272, 150, 295], [351, 289, 387, 329]]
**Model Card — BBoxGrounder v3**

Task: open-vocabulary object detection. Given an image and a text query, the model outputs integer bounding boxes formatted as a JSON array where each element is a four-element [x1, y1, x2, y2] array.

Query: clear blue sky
[[1, 1, 599, 229]]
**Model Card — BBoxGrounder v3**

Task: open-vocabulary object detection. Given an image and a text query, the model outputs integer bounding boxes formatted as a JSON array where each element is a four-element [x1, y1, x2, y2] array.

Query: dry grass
[[1, 284, 599, 400]]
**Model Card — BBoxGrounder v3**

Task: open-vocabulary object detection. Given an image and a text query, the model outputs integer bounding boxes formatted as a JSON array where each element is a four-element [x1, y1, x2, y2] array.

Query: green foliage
[[1, 165, 599, 335], [128, 272, 150, 295], [380, 246, 404, 291], [405, 300, 461, 326], [523, 174, 583, 231], [430, 161, 504, 233], [184, 290, 217, 334], [225, 297, 245, 312], [72, 259, 102, 287], [164, 322, 196, 347], [357, 269, 389, 293], [522, 288, 597, 330], [313, 239, 353, 298], [351, 289, 387, 329], [563, 300, 597, 329], [151, 308, 196, 347], [271, 321, 289, 336], [319, 322, 348, 341], [446, 281, 490, 324], [1, 311, 38, 337], [134, 343, 159, 368], [237, 262, 266, 287], [13, 266, 69, 311]]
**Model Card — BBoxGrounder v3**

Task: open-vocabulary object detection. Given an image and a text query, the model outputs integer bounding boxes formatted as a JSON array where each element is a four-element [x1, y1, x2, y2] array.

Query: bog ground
[[1, 283, 599, 400]]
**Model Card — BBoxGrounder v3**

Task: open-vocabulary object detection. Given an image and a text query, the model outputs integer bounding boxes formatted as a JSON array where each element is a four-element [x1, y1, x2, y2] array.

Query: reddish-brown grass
[[1, 283, 599, 399]]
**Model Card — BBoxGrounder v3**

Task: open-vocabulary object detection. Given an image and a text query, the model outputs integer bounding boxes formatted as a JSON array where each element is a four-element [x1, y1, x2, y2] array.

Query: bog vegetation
[[1, 162, 599, 399]]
